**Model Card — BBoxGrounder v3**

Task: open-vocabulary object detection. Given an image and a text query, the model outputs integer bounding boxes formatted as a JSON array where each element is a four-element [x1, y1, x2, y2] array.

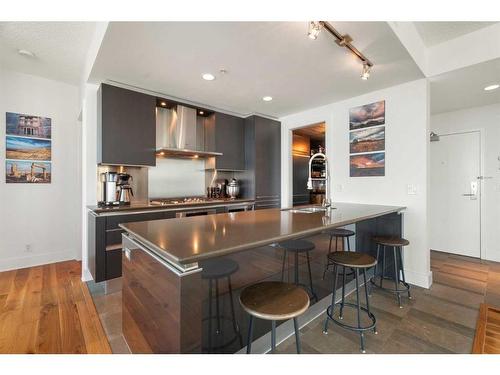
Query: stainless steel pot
[[227, 178, 240, 199]]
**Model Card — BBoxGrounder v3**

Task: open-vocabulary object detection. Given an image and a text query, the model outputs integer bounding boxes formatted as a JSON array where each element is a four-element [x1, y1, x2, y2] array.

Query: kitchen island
[[120, 202, 405, 353]]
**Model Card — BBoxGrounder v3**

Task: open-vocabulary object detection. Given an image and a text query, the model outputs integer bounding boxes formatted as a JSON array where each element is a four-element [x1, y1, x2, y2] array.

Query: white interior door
[[430, 131, 481, 258]]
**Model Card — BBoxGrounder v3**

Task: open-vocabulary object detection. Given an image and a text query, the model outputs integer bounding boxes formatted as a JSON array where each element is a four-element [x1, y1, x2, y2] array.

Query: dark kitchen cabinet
[[97, 84, 156, 166], [88, 210, 176, 282], [205, 112, 245, 171], [293, 155, 310, 206], [241, 116, 281, 209]]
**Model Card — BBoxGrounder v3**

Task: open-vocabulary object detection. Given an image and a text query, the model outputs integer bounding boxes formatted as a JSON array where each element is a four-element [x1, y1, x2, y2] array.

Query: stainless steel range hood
[[156, 105, 222, 158]]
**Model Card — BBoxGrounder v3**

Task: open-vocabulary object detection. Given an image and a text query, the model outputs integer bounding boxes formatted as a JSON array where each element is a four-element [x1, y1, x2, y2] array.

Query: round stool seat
[[201, 258, 239, 280], [327, 252, 377, 269], [373, 236, 410, 247], [240, 281, 310, 321], [324, 228, 355, 237], [280, 239, 315, 253]]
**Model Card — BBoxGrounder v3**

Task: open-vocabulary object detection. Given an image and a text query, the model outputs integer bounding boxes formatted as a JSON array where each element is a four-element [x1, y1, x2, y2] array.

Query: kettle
[[227, 178, 240, 199]]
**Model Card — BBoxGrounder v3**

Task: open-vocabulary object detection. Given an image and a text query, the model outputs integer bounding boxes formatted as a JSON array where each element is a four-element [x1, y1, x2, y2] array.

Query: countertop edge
[[120, 204, 406, 267]]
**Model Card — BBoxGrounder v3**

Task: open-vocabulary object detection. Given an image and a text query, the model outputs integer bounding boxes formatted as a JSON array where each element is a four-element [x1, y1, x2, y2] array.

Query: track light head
[[361, 63, 371, 80], [308, 21, 323, 40]]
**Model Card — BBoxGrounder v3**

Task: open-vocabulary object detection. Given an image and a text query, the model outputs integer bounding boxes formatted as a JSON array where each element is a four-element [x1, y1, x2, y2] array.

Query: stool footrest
[[370, 276, 411, 294], [325, 303, 376, 332]]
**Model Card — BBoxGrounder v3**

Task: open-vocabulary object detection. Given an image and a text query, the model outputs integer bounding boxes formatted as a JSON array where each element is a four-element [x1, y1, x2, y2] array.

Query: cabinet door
[[254, 117, 281, 199], [214, 113, 245, 170], [98, 84, 156, 166]]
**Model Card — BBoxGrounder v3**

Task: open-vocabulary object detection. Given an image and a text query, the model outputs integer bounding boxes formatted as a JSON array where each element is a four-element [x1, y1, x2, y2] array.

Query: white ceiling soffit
[[430, 58, 500, 114], [414, 22, 497, 47], [0, 22, 98, 85], [88, 22, 423, 118]]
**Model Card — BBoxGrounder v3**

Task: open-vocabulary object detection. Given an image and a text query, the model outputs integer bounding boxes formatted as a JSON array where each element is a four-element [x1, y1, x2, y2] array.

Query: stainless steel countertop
[[120, 202, 405, 265]]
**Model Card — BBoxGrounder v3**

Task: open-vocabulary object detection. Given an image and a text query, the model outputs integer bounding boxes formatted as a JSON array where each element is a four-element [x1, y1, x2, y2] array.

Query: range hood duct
[[156, 105, 222, 158]]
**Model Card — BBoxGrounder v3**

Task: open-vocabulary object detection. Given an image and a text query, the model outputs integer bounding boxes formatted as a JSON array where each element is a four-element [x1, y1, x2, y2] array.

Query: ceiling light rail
[[308, 21, 374, 79]]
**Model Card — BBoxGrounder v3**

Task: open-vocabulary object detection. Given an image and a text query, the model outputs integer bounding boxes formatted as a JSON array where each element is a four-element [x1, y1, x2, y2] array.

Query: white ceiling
[[89, 22, 424, 118], [430, 58, 500, 114], [414, 22, 497, 47], [0, 22, 97, 85]]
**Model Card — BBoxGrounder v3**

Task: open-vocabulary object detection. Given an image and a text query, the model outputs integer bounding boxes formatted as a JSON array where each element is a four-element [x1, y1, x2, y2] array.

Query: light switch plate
[[407, 184, 417, 195]]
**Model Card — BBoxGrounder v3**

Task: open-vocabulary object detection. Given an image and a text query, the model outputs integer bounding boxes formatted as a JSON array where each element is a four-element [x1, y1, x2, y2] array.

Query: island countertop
[[120, 202, 405, 266]]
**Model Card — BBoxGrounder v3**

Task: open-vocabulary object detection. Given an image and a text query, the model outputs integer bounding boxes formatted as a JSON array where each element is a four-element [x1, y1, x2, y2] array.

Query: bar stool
[[370, 236, 411, 308], [322, 228, 355, 279], [279, 239, 318, 302], [323, 252, 377, 353], [201, 258, 243, 352], [240, 281, 310, 354]]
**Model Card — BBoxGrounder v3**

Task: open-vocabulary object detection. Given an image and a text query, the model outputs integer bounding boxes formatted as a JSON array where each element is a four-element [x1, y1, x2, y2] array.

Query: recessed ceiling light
[[160, 101, 167, 106], [262, 96, 273, 102], [484, 84, 499, 91], [202, 73, 215, 81], [199, 111, 204, 115], [18, 49, 35, 58]]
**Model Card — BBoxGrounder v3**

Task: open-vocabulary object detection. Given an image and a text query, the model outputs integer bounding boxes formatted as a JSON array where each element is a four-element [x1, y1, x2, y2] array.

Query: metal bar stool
[[240, 281, 310, 354], [370, 236, 411, 308], [279, 239, 318, 302], [323, 252, 378, 353], [322, 228, 355, 279], [201, 258, 243, 353]]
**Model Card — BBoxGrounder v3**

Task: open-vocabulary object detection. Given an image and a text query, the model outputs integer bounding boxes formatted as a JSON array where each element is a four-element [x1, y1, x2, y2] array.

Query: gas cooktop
[[150, 197, 226, 206]]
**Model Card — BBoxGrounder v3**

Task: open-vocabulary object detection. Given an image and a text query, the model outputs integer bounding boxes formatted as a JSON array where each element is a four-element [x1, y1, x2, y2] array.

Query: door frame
[[430, 128, 484, 259], [282, 119, 331, 208]]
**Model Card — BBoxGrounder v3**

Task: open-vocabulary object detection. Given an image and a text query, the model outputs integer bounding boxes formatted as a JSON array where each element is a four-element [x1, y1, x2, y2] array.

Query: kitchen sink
[[284, 206, 333, 214]]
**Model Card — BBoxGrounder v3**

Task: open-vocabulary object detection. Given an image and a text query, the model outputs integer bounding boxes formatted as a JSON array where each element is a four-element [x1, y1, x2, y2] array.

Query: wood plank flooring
[[0, 261, 111, 354], [472, 304, 500, 353], [277, 250, 500, 354]]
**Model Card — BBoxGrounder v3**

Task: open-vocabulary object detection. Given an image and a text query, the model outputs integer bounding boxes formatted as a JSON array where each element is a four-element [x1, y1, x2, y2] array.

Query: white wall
[[281, 79, 432, 288], [431, 103, 500, 262], [0, 68, 81, 271]]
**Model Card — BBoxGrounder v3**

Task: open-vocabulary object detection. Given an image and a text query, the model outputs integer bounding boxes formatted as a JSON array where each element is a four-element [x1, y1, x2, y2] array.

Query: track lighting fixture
[[308, 21, 324, 40], [361, 63, 371, 80], [308, 21, 374, 80]]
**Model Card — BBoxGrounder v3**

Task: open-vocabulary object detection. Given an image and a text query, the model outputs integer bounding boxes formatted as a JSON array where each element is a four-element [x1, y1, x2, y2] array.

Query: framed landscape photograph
[[350, 152, 385, 177], [6, 160, 52, 183], [6, 135, 52, 161], [349, 126, 385, 154], [349, 100, 385, 130], [6, 112, 51, 139]]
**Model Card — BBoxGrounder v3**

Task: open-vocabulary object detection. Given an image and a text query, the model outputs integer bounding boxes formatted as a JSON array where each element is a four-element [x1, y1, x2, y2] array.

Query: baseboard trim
[[405, 269, 433, 289], [81, 267, 93, 282], [0, 251, 76, 273]]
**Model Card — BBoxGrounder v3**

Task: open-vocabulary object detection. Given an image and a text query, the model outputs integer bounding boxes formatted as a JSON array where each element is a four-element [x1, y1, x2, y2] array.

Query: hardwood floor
[[0, 261, 111, 354], [277, 250, 500, 354]]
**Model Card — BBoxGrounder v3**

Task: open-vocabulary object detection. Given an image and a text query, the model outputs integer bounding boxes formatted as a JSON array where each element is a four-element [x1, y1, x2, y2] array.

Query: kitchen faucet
[[307, 152, 331, 208]]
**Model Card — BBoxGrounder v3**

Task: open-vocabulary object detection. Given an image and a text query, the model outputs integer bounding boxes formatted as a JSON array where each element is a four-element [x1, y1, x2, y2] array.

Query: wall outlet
[[407, 184, 417, 195], [25, 244, 33, 253]]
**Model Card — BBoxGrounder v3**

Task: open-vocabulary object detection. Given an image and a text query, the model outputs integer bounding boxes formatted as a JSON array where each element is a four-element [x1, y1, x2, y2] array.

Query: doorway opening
[[430, 130, 482, 259], [292, 122, 326, 206]]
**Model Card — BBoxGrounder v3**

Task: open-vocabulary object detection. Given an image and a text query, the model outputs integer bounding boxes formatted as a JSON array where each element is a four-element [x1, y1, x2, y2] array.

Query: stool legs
[[397, 247, 411, 300], [294, 251, 299, 285], [392, 246, 402, 308], [306, 252, 318, 302], [246, 315, 254, 354], [271, 321, 277, 353], [339, 266, 346, 320], [323, 265, 338, 334], [208, 279, 213, 352], [227, 276, 243, 347], [363, 269, 377, 335], [380, 245, 386, 288], [354, 269, 366, 353], [293, 318, 301, 354], [215, 279, 221, 333]]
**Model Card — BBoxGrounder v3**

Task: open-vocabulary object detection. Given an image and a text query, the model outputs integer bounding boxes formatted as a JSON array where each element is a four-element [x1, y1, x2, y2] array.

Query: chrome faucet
[[307, 152, 331, 208]]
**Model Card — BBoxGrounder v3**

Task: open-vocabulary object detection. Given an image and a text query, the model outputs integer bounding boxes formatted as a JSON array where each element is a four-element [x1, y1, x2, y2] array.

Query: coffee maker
[[117, 173, 134, 205], [100, 172, 119, 206]]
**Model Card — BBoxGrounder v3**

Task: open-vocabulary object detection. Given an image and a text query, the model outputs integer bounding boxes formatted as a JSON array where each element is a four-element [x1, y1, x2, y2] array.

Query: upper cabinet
[[242, 116, 281, 209], [97, 84, 156, 166], [205, 112, 245, 171]]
